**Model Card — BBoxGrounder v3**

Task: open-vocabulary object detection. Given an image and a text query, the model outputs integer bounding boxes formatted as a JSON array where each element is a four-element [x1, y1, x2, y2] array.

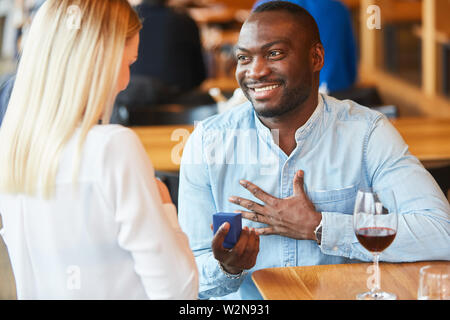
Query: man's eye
[[268, 50, 282, 59], [237, 55, 250, 63]]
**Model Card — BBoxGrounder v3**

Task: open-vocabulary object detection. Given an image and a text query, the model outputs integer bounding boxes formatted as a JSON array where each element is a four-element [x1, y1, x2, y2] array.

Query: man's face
[[235, 11, 314, 118]]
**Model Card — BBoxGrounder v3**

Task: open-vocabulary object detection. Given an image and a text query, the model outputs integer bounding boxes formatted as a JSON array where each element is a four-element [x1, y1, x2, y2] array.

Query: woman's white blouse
[[0, 125, 198, 299]]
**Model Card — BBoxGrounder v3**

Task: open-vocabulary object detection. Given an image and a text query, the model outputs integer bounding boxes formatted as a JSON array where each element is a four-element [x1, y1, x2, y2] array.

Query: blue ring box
[[213, 212, 242, 249]]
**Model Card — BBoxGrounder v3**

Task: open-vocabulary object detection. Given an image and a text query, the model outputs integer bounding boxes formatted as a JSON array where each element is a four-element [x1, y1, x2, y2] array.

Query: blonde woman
[[0, 0, 198, 299]]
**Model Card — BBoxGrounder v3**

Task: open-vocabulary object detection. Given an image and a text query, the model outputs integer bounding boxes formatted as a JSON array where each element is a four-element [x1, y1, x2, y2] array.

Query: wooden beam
[[422, 0, 437, 96], [359, 0, 378, 75], [362, 69, 450, 117]]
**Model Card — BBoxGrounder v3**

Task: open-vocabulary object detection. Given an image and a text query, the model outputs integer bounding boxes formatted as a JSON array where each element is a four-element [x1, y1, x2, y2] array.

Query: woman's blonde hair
[[0, 0, 142, 198]]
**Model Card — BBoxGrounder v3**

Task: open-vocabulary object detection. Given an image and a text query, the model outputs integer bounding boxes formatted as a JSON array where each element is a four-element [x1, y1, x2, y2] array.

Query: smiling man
[[234, 3, 323, 155], [236, 6, 319, 116], [178, 1, 450, 300]]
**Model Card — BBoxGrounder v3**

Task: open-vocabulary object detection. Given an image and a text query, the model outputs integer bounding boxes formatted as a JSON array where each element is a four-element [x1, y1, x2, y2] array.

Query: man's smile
[[246, 83, 282, 100], [253, 84, 281, 92]]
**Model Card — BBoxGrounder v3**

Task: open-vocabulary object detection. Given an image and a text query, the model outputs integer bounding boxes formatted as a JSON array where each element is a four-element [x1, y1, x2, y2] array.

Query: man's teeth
[[254, 85, 280, 92]]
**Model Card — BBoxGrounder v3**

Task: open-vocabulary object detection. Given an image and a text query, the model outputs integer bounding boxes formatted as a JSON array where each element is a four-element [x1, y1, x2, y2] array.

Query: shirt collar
[[253, 93, 324, 141]]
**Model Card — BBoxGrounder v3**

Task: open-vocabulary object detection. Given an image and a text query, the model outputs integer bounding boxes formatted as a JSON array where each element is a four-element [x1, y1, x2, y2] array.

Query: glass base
[[356, 291, 397, 300]]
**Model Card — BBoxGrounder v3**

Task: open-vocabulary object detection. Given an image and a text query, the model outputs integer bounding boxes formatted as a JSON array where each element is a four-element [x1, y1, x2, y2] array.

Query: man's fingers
[[211, 222, 230, 251], [229, 196, 266, 214], [237, 210, 276, 226], [255, 227, 276, 236], [231, 226, 250, 256], [214, 226, 260, 272], [242, 228, 260, 269], [244, 228, 260, 253], [293, 170, 305, 196], [239, 180, 278, 207]]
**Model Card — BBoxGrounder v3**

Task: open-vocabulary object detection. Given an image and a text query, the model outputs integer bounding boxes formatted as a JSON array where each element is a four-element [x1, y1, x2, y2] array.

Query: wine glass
[[418, 264, 450, 300], [353, 189, 398, 300]]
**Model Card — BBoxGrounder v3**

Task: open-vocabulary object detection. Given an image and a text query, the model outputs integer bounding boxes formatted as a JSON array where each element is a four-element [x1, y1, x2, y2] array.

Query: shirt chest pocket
[[307, 185, 358, 214]]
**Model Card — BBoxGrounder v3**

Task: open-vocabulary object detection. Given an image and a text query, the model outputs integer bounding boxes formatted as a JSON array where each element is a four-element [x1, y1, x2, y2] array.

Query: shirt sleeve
[[100, 127, 198, 299], [320, 116, 450, 261], [178, 124, 245, 299]]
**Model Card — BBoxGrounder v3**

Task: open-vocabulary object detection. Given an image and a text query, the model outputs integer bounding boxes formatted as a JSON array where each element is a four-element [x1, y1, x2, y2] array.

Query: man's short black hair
[[253, 1, 321, 45]]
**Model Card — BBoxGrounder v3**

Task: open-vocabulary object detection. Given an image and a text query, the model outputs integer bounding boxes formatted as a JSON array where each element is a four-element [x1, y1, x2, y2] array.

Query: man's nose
[[246, 57, 271, 79]]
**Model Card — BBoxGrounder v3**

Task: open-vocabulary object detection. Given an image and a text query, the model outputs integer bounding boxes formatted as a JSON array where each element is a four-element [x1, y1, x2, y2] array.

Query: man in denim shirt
[[178, 1, 450, 300]]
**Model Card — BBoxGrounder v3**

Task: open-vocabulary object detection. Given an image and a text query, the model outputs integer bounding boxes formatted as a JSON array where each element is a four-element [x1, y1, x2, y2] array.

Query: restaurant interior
[[0, 0, 448, 300]]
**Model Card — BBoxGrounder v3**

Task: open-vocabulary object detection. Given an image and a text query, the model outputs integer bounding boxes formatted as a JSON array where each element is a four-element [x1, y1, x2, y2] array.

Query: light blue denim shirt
[[178, 94, 450, 300]]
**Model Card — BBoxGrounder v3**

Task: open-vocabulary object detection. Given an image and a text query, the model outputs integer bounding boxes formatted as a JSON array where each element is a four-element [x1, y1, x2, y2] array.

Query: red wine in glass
[[353, 189, 398, 300], [356, 227, 396, 252]]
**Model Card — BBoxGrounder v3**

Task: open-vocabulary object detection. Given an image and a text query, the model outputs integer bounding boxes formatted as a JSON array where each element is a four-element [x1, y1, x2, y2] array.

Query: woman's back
[[0, 125, 197, 299]]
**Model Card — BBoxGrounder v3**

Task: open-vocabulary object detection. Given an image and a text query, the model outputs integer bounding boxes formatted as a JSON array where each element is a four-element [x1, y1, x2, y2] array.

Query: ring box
[[213, 212, 242, 249]]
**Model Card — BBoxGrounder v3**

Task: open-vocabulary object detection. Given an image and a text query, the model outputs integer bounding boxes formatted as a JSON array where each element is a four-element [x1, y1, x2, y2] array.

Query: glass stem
[[371, 253, 381, 293]]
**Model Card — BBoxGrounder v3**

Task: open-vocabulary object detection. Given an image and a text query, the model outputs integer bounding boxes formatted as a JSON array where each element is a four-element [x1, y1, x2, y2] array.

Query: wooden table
[[251, 261, 449, 300], [391, 117, 450, 167], [132, 125, 194, 172], [131, 117, 450, 172]]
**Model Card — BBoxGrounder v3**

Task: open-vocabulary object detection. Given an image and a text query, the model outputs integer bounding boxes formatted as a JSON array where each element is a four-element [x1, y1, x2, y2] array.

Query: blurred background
[[0, 0, 448, 300], [0, 0, 448, 119]]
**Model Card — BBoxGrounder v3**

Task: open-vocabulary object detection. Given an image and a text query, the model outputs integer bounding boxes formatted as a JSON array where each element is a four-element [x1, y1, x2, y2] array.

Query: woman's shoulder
[[87, 124, 138, 142], [81, 124, 142, 156], [72, 124, 147, 176]]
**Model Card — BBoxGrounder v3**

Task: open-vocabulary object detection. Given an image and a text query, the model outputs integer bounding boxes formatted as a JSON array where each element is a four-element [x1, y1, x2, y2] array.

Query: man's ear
[[311, 42, 324, 72]]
